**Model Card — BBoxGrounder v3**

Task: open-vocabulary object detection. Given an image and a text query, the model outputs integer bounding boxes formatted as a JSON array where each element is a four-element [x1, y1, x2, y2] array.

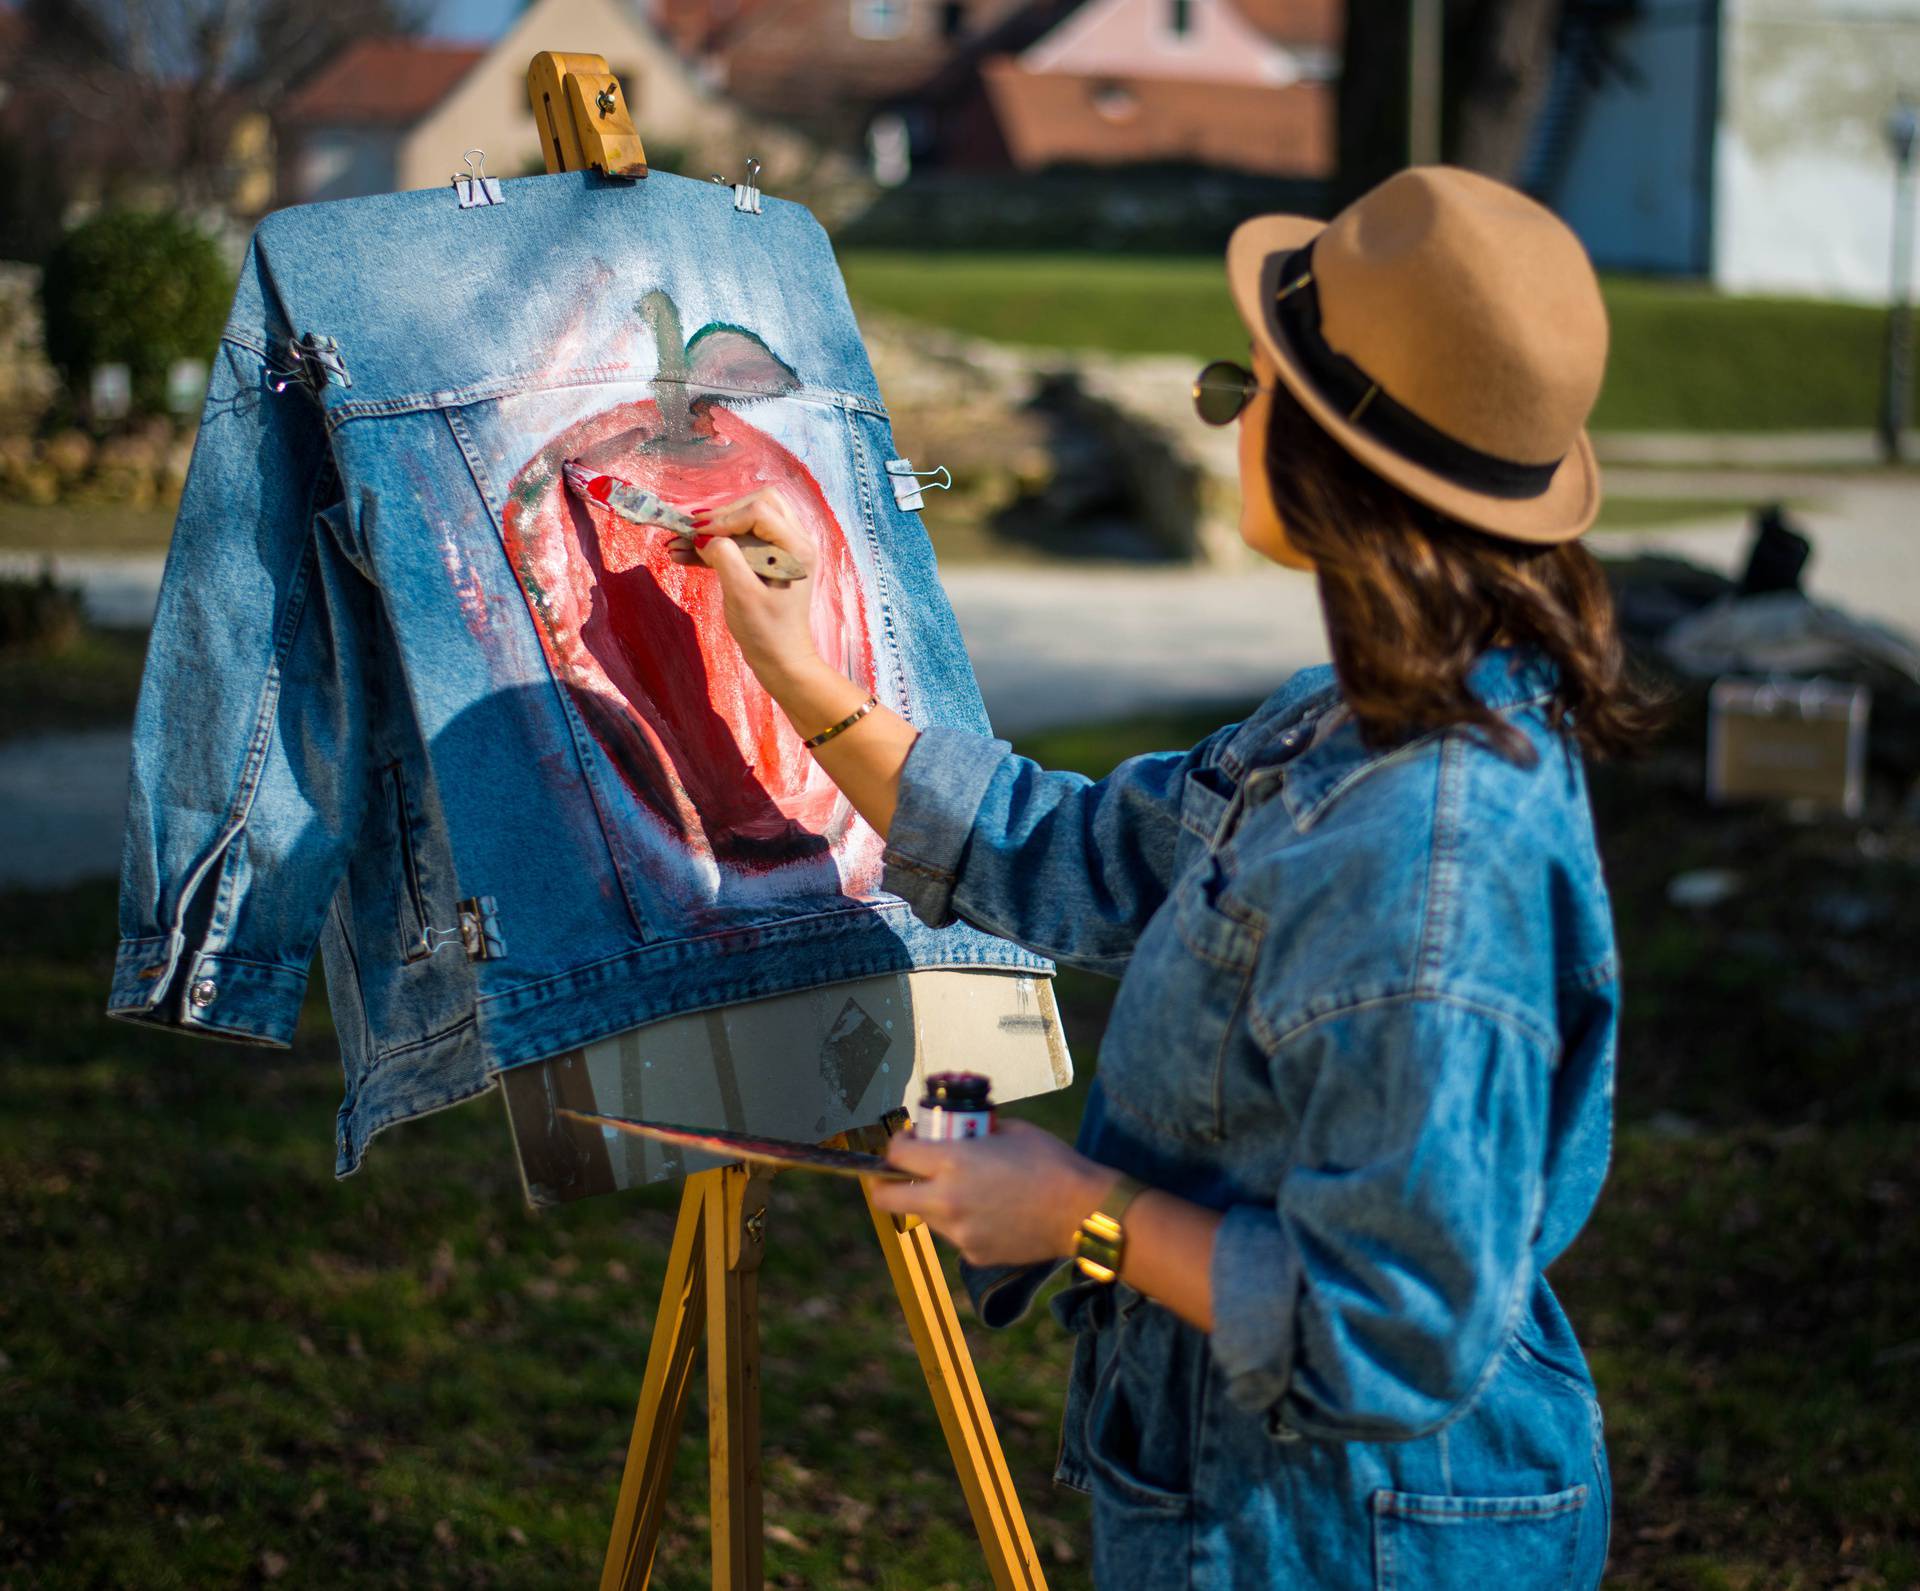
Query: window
[[851, 0, 909, 38], [1168, 0, 1192, 34]]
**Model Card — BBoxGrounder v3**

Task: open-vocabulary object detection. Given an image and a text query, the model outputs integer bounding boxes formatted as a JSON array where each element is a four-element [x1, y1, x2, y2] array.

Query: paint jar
[[916, 1071, 995, 1141]]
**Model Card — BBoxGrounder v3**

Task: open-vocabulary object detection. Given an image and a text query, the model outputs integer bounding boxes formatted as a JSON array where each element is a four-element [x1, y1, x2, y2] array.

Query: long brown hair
[[1262, 380, 1661, 764]]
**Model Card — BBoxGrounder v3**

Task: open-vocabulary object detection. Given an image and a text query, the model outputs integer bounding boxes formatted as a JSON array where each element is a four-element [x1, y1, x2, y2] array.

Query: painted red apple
[[500, 290, 879, 876]]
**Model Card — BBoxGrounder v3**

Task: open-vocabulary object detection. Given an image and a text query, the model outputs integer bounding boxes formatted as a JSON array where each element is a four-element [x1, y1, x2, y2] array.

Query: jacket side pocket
[[1081, 1297, 1199, 1515], [1372, 1484, 1587, 1591], [381, 761, 432, 963]]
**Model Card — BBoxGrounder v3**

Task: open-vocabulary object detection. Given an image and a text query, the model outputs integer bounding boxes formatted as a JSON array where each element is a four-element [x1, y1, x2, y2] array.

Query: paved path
[[0, 551, 168, 629], [1, 466, 1912, 888], [0, 730, 133, 889]]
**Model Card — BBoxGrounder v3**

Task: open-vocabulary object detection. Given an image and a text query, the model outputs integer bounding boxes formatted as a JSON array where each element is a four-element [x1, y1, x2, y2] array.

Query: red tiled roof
[[978, 56, 1331, 176], [1229, 0, 1341, 49], [282, 36, 486, 126]]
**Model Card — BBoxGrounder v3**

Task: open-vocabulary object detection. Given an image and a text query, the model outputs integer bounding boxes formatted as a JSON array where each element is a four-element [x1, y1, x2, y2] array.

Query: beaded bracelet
[[802, 693, 879, 750]]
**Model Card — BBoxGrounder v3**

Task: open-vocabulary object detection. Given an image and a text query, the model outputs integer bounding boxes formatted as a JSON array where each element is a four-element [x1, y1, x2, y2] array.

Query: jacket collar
[[1235, 648, 1560, 832]]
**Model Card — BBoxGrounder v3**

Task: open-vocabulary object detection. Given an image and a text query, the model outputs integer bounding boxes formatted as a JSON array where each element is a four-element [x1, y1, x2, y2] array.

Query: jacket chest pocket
[[1102, 805, 1267, 1144]]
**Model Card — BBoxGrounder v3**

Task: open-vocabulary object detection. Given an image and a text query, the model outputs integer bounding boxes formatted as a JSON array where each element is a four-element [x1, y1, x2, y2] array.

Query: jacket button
[[189, 978, 218, 1009]]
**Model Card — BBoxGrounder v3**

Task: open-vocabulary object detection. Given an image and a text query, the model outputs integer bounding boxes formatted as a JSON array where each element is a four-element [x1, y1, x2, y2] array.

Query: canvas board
[[500, 967, 1071, 1206]]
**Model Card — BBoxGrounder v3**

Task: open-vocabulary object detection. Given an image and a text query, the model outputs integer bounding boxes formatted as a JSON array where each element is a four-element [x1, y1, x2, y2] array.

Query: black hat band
[[1272, 243, 1564, 501]]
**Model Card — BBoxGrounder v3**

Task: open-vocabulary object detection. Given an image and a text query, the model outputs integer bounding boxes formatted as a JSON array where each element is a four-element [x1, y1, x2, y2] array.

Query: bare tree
[[8, 0, 430, 217]]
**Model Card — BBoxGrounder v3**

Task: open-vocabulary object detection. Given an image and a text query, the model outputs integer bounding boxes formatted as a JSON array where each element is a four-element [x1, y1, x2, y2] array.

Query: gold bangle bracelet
[[802, 693, 879, 750]]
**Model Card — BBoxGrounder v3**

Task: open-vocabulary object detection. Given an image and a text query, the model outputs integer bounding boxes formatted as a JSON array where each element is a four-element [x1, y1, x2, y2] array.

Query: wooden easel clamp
[[527, 51, 649, 179]]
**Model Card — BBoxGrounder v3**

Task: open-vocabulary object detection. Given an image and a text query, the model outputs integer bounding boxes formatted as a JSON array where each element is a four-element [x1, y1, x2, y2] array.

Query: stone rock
[[42, 429, 95, 481], [857, 307, 1255, 566]]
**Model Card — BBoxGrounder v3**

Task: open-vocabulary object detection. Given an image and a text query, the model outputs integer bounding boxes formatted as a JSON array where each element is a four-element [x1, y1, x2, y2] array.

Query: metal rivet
[[189, 978, 217, 1009]]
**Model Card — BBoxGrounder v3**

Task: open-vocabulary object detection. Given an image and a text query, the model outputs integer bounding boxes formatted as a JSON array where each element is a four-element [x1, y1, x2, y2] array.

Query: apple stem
[[636, 290, 694, 448]]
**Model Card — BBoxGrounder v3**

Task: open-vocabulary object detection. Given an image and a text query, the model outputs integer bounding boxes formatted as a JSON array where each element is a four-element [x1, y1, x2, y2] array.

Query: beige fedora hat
[[1225, 165, 1608, 543]]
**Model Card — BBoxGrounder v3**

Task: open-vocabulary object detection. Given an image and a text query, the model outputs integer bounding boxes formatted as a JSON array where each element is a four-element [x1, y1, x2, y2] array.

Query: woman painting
[[669, 165, 1652, 1588]]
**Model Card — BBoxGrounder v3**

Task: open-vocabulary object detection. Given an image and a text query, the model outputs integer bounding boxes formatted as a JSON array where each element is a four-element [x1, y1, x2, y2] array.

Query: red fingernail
[[693, 534, 712, 547]]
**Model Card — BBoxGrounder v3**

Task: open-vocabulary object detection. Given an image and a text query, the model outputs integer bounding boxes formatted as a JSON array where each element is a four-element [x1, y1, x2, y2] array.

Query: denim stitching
[[1415, 732, 1464, 991], [471, 899, 1039, 1008], [326, 369, 889, 435], [845, 407, 914, 722], [440, 404, 658, 945], [1375, 1484, 1585, 1520], [1264, 987, 1558, 1062]]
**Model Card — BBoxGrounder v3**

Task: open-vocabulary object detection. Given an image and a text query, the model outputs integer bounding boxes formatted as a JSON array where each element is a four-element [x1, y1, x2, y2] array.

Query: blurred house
[[660, 0, 1337, 181], [940, 0, 1338, 175], [276, 0, 758, 204], [1528, 0, 1920, 303]]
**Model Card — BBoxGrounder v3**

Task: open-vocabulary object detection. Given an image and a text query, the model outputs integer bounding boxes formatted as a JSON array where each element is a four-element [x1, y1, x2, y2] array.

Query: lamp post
[[1881, 97, 1917, 462], [1408, 0, 1443, 166]]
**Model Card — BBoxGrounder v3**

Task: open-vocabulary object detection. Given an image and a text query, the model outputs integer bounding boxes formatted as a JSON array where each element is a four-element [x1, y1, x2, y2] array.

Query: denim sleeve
[[106, 234, 370, 1046], [1208, 995, 1554, 1442], [880, 720, 1238, 976]]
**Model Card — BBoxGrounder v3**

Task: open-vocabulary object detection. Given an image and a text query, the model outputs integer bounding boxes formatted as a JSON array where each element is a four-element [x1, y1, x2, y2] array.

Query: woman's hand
[[868, 1117, 1119, 1267], [668, 486, 822, 690], [669, 481, 919, 839]]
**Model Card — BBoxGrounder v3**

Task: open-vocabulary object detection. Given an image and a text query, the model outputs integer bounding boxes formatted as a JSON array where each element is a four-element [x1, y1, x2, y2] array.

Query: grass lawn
[[0, 502, 177, 555], [4, 671, 1918, 1587], [842, 250, 1916, 435]]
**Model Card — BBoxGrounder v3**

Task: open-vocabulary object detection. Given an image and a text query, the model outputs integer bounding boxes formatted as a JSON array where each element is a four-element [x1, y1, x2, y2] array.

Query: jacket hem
[[330, 909, 1052, 1176]]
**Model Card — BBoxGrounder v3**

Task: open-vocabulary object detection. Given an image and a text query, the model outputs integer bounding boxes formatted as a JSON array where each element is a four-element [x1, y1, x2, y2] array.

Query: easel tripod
[[520, 52, 1050, 1590], [597, 1120, 1045, 1589]]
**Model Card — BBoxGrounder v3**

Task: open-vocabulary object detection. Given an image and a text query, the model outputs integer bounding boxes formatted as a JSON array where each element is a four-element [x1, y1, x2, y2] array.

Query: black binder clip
[[266, 332, 352, 396]]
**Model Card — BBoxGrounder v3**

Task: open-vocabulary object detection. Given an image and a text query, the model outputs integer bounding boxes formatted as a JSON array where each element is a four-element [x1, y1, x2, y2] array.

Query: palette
[[555, 1108, 915, 1180]]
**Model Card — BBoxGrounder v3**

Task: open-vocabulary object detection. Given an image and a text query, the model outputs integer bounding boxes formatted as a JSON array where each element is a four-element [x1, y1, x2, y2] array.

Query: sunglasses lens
[[1192, 360, 1252, 425]]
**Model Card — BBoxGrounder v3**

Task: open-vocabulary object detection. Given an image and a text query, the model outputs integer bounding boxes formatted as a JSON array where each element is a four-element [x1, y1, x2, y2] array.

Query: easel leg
[[850, 1130, 1049, 1591], [600, 1175, 708, 1591], [706, 1163, 771, 1589]]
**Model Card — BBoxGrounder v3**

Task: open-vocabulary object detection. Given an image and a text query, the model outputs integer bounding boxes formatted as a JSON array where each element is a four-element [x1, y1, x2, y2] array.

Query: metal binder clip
[[712, 156, 763, 214], [414, 895, 507, 962], [452, 148, 504, 208], [266, 331, 351, 395], [884, 458, 951, 512]]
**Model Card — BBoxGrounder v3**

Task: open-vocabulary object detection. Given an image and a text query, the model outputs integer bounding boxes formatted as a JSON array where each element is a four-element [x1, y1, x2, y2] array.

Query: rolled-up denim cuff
[[880, 724, 1013, 929], [1209, 1203, 1303, 1413], [960, 1257, 1067, 1328], [105, 939, 306, 1048]]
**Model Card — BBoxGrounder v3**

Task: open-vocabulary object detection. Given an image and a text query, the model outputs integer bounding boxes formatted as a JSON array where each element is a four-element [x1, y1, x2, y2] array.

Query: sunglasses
[[1191, 359, 1272, 426]]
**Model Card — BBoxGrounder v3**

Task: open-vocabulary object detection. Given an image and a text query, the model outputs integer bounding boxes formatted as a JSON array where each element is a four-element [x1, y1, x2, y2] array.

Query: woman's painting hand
[[670, 485, 821, 689], [869, 1117, 1119, 1267]]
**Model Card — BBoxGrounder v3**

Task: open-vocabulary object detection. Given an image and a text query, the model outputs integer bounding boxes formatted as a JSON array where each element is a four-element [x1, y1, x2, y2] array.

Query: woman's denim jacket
[[878, 649, 1618, 1589], [107, 171, 1049, 1174]]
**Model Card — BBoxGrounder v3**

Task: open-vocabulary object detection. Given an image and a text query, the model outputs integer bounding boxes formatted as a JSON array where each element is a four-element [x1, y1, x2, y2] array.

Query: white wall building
[[1533, 0, 1920, 302]]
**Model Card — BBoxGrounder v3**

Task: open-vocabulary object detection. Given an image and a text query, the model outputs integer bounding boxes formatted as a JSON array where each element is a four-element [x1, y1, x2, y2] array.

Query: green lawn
[[3, 674, 1918, 1586], [842, 250, 1916, 434], [0, 502, 176, 555]]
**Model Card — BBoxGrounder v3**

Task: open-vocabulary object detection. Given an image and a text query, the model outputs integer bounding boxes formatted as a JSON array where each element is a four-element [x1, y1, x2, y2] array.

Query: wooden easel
[[598, 1119, 1045, 1589], [523, 54, 1049, 1590]]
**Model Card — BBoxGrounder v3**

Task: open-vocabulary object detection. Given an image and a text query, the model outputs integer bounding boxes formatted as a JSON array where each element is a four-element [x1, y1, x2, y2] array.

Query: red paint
[[500, 399, 880, 879]]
